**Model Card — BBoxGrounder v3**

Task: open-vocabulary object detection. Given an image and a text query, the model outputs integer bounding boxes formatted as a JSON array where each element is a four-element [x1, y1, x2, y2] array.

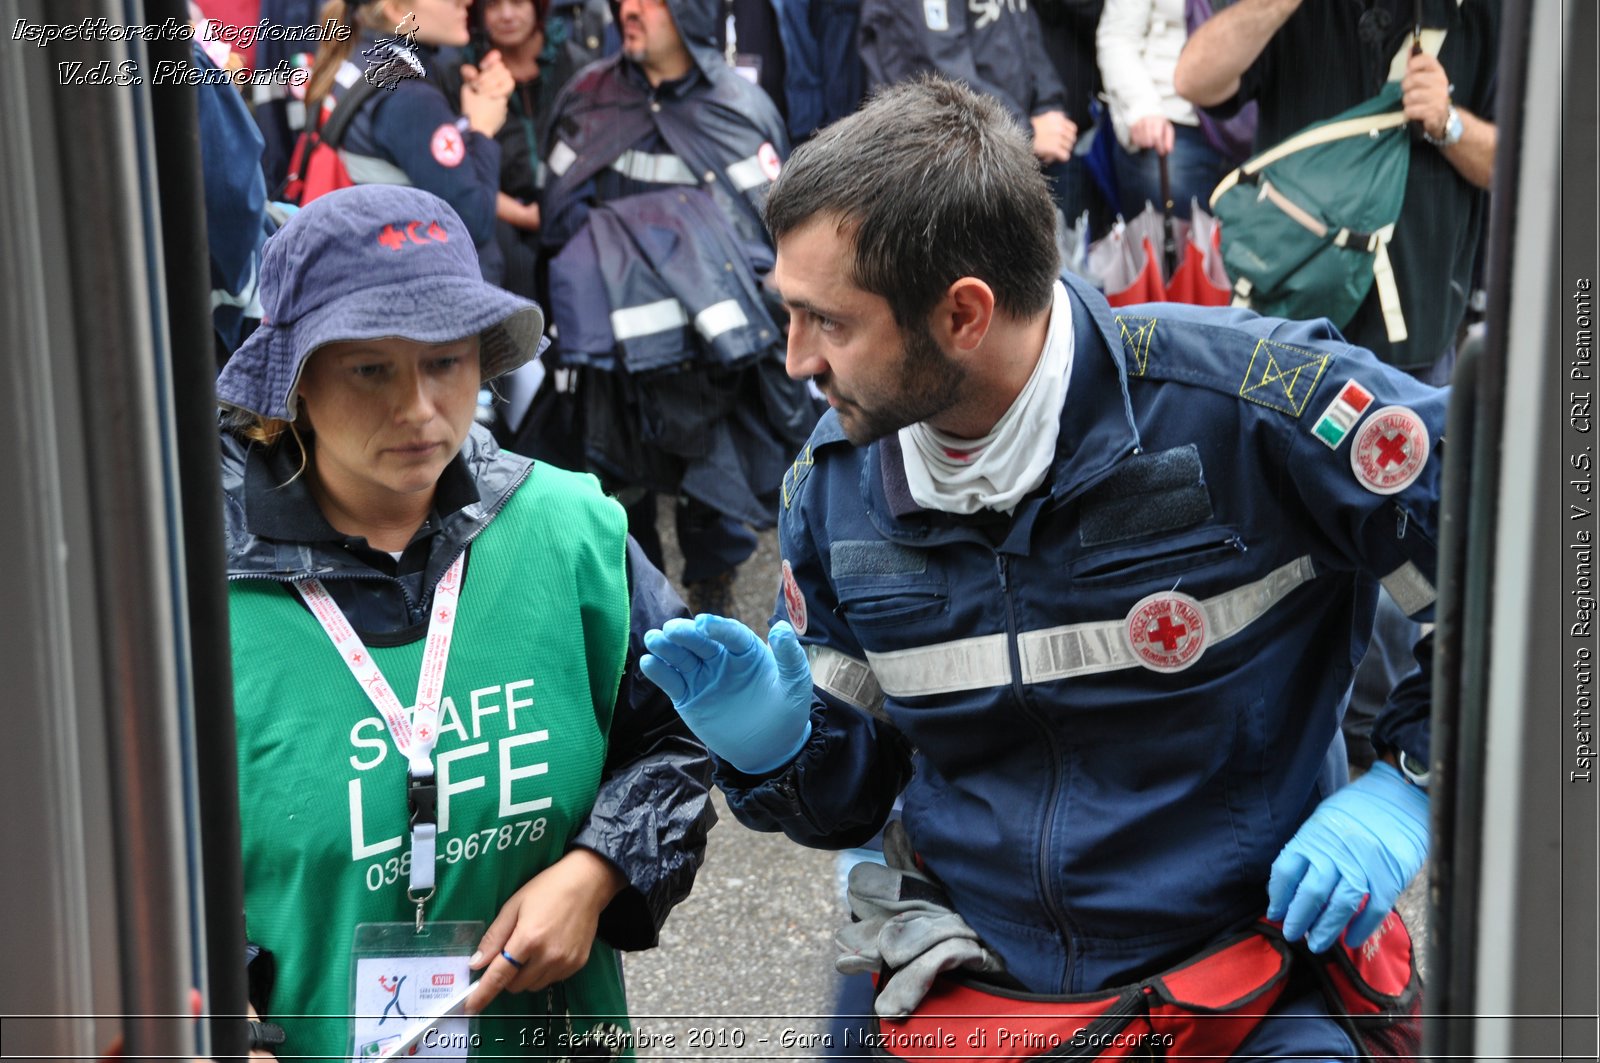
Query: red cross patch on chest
[[1350, 405, 1430, 495], [1125, 591, 1209, 673]]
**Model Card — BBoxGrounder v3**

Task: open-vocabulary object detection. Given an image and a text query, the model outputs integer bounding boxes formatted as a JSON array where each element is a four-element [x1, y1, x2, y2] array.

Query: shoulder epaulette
[[782, 410, 849, 509], [1113, 309, 1343, 421]]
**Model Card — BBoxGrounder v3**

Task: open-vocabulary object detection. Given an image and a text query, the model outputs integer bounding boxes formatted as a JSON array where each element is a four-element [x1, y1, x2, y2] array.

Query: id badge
[[349, 921, 484, 1062]]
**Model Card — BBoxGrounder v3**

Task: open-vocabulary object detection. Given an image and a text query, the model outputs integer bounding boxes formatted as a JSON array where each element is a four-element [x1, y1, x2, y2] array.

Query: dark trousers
[[1110, 123, 1227, 221], [626, 493, 757, 585]]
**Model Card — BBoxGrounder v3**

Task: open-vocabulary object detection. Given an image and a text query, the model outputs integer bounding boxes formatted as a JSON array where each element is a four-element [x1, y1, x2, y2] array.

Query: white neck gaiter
[[900, 281, 1074, 515]]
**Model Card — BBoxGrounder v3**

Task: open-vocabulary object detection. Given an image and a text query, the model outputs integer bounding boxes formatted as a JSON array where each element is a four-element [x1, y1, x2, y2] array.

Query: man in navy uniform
[[539, 0, 814, 615], [642, 77, 1439, 1058]]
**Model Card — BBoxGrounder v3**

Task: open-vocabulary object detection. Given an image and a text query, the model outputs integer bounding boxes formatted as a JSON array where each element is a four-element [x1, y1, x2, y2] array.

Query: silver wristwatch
[[1423, 105, 1464, 148], [1399, 751, 1431, 791]]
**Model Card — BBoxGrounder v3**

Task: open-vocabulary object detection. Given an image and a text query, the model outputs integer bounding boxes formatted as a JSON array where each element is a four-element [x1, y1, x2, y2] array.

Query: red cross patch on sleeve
[[430, 123, 466, 167], [1350, 405, 1430, 495]]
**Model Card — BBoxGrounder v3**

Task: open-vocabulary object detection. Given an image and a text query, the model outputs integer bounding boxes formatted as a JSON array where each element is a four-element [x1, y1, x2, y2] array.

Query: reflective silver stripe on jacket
[[851, 555, 1317, 700], [724, 153, 772, 192], [694, 300, 748, 341], [807, 645, 887, 719], [339, 150, 414, 186], [610, 149, 699, 186], [1381, 560, 1436, 616], [611, 298, 688, 340], [609, 299, 750, 343], [547, 140, 577, 177]]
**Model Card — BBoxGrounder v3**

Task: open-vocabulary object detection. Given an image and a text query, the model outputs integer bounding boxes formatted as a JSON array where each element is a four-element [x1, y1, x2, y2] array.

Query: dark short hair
[[764, 76, 1060, 329]]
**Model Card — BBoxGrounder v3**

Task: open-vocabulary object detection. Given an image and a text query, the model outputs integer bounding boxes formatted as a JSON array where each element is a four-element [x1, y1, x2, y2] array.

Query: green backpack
[[1209, 82, 1411, 342]]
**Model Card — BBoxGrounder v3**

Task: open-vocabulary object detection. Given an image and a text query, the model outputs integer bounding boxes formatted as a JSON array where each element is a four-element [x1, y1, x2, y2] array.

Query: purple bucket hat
[[217, 185, 545, 421]]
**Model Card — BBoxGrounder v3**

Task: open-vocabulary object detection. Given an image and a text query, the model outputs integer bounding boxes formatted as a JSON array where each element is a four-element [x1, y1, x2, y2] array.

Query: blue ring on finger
[[500, 949, 525, 970]]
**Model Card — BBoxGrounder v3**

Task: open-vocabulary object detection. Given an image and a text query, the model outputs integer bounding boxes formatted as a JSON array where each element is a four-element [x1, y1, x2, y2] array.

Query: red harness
[[868, 916, 1420, 1061]]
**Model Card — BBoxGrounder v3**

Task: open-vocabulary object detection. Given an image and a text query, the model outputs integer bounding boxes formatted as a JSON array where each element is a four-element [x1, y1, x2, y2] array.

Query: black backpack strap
[[318, 75, 386, 149], [271, 75, 387, 202]]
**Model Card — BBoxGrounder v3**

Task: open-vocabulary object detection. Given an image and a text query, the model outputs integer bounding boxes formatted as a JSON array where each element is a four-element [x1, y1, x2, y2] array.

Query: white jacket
[[1096, 0, 1198, 151]]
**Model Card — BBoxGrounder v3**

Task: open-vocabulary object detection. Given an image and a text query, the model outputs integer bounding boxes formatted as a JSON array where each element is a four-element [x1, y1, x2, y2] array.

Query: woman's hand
[[1129, 115, 1175, 156], [459, 49, 515, 137], [465, 849, 627, 1014], [1029, 110, 1078, 163], [496, 192, 541, 232]]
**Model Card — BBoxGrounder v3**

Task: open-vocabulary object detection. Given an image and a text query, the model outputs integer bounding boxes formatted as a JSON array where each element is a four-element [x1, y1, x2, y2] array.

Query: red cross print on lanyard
[[296, 551, 466, 928]]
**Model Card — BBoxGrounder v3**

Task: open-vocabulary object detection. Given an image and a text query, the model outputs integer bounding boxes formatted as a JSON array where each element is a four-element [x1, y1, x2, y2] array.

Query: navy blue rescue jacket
[[539, 0, 790, 253], [326, 32, 504, 279], [723, 275, 1445, 996], [858, 0, 1066, 128]]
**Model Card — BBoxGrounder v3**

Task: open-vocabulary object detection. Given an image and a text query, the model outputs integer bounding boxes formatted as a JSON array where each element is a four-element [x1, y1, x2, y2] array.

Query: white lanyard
[[296, 552, 465, 922]]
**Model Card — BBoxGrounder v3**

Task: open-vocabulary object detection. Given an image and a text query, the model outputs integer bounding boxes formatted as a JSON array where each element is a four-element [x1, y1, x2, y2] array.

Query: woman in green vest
[[215, 183, 715, 1060]]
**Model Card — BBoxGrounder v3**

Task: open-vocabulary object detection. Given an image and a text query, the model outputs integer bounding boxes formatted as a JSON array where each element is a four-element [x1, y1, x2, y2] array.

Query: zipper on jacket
[[1037, 987, 1151, 1060], [997, 552, 1079, 989], [226, 458, 533, 593]]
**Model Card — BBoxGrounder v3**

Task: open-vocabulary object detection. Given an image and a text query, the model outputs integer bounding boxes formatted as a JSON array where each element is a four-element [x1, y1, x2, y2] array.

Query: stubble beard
[[838, 323, 966, 446]]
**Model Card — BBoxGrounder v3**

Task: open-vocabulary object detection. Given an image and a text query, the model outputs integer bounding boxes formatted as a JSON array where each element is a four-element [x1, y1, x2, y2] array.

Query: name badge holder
[[348, 921, 483, 1063], [295, 556, 486, 1061]]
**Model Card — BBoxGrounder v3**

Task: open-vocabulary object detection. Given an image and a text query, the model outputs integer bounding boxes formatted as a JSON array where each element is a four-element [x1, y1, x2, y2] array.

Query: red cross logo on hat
[[1351, 405, 1430, 495], [1125, 591, 1208, 673], [431, 123, 466, 168]]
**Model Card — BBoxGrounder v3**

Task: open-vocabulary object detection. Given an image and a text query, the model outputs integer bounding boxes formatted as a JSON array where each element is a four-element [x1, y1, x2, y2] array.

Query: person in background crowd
[[192, 0, 266, 66], [439, 0, 575, 297], [1174, 0, 1497, 766], [251, 0, 323, 189], [773, 0, 864, 143], [857, 0, 1077, 167], [215, 184, 714, 1060], [1173, 0, 1496, 379], [1035, 0, 1107, 225], [537, 0, 817, 617], [642, 76, 1442, 1058], [1097, 0, 1226, 220], [300, 0, 514, 282], [192, 41, 271, 365]]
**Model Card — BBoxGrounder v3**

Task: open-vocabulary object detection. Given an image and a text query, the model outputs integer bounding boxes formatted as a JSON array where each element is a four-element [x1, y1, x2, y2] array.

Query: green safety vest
[[231, 463, 633, 1060]]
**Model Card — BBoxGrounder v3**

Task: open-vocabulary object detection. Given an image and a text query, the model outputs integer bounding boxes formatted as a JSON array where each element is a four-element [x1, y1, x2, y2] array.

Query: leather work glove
[[1267, 761, 1429, 953], [640, 615, 813, 775], [836, 821, 1005, 1020]]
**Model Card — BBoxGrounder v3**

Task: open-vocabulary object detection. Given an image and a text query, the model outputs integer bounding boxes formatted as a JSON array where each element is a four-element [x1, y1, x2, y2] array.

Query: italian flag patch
[[1312, 379, 1375, 449]]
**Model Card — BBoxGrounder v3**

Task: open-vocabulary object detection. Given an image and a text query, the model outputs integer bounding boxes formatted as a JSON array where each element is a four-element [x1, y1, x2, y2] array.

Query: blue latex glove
[[1267, 761, 1429, 952], [640, 615, 814, 775]]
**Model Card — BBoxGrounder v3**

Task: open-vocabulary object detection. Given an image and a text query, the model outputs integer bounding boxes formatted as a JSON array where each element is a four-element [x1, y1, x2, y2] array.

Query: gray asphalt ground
[[622, 519, 1430, 1060], [623, 518, 847, 1060]]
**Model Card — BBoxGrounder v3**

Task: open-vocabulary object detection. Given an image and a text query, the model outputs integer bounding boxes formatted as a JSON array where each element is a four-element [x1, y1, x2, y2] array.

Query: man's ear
[[936, 277, 997, 353]]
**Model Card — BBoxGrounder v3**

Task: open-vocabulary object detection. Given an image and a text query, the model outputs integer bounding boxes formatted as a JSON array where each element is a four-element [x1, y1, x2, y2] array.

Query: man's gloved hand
[[1267, 761, 1429, 953], [640, 615, 813, 775], [836, 821, 1005, 1020]]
